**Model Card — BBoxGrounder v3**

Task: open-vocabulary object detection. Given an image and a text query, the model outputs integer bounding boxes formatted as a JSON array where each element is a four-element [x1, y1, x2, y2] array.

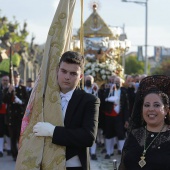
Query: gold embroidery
[[15, 1, 76, 169]]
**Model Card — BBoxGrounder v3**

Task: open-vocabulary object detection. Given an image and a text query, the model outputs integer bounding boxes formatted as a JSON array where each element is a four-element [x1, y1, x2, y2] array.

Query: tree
[[0, 12, 29, 76], [125, 56, 145, 75], [0, 16, 29, 45], [152, 59, 170, 76]]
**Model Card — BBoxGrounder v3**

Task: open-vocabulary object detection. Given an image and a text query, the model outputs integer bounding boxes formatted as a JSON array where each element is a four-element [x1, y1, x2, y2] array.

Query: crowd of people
[[0, 66, 148, 163], [83, 73, 170, 170], [0, 72, 34, 161], [83, 73, 147, 161], [0, 51, 170, 170]]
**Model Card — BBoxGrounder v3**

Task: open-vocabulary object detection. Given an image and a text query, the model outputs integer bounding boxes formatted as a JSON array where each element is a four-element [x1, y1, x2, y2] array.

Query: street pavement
[[0, 147, 121, 170], [90, 146, 121, 170]]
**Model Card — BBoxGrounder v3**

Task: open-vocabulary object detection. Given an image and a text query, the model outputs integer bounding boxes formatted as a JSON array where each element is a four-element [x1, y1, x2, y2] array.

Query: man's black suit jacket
[[3, 85, 28, 126], [52, 88, 100, 170]]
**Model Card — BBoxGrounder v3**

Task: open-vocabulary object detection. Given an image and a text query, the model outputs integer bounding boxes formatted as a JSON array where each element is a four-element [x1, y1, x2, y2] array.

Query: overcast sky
[[0, 0, 169, 55]]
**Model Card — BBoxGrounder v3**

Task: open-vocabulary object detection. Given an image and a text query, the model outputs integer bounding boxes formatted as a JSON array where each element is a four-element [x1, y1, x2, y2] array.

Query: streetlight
[[122, 0, 148, 74]]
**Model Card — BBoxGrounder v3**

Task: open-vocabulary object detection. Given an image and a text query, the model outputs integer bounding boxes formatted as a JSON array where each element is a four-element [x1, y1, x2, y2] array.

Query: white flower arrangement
[[85, 69, 92, 75], [102, 75, 106, 80], [84, 55, 124, 81], [100, 69, 105, 74], [94, 68, 100, 72], [92, 72, 96, 77]]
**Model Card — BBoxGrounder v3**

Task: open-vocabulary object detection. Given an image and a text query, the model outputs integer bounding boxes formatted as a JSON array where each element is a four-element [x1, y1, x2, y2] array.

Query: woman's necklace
[[138, 124, 165, 168]]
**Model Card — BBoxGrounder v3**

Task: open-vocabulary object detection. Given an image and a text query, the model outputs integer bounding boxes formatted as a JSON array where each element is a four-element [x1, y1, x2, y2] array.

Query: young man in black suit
[[33, 51, 100, 170], [3, 71, 28, 161]]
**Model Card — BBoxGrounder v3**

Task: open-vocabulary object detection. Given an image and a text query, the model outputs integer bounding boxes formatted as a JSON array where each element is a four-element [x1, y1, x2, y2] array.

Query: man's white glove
[[14, 96, 22, 104], [105, 96, 118, 103], [105, 98, 108, 102], [114, 105, 120, 113], [33, 122, 55, 137]]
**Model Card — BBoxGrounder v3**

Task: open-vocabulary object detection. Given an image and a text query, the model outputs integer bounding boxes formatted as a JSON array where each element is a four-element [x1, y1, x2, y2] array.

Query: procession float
[[71, 2, 131, 86]]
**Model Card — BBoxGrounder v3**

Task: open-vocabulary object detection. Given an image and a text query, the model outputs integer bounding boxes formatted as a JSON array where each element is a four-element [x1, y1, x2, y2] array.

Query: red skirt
[[0, 103, 7, 114], [105, 106, 118, 117]]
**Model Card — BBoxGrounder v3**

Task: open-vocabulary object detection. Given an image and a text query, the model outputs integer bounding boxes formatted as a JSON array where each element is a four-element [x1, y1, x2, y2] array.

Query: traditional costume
[[119, 75, 170, 170]]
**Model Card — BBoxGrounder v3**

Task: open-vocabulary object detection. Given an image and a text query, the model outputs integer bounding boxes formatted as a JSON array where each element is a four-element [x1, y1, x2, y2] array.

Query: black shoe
[[97, 143, 102, 147], [7, 150, 12, 156], [91, 154, 97, 160], [118, 150, 122, 155], [104, 154, 110, 159], [101, 148, 106, 154], [110, 153, 114, 156], [114, 144, 118, 149], [101, 143, 104, 147], [98, 143, 104, 148], [13, 157, 17, 161], [0, 152, 3, 157]]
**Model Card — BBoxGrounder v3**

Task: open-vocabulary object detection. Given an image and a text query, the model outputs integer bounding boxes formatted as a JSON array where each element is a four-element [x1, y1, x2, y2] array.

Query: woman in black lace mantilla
[[119, 75, 170, 170]]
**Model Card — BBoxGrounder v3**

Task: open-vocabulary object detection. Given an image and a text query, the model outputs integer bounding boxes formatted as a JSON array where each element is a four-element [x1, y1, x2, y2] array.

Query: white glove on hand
[[33, 122, 55, 137], [105, 98, 108, 102], [14, 96, 22, 104], [105, 96, 119, 103], [114, 105, 120, 113]]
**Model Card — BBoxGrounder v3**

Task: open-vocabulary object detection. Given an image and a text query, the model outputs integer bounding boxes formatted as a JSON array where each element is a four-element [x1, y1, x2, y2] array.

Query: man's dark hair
[[59, 51, 84, 70]]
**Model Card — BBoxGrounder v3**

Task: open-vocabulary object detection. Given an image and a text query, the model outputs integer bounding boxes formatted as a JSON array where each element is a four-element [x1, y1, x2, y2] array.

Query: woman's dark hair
[[59, 51, 84, 70], [128, 75, 170, 131], [129, 88, 170, 130]]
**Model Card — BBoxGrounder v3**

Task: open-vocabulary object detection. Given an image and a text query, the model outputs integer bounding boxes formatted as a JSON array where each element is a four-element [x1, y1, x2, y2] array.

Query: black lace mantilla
[[132, 127, 170, 149], [119, 127, 170, 170]]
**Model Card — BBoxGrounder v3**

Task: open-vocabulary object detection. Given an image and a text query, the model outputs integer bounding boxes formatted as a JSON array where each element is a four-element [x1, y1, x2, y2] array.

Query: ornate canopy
[[79, 4, 114, 38]]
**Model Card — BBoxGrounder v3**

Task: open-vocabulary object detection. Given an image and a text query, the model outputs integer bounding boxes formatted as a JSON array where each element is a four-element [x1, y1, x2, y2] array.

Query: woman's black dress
[[119, 127, 170, 170]]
